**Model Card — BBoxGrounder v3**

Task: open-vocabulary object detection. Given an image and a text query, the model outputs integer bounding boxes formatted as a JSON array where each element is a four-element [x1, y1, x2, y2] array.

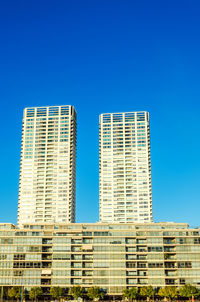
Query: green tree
[[87, 287, 104, 301], [29, 287, 43, 302], [158, 286, 178, 301], [50, 286, 65, 301], [8, 287, 21, 302], [123, 288, 138, 302], [179, 284, 199, 301], [123, 289, 130, 301], [69, 286, 84, 300], [129, 288, 139, 302], [140, 286, 155, 301]]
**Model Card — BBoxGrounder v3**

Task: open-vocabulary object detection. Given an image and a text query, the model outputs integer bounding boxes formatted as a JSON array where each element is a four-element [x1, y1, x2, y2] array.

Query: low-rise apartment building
[[0, 222, 199, 295]]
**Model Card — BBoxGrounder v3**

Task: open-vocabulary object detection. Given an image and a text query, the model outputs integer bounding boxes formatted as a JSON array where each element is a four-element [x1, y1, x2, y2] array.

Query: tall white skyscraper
[[99, 111, 153, 223], [18, 105, 76, 226]]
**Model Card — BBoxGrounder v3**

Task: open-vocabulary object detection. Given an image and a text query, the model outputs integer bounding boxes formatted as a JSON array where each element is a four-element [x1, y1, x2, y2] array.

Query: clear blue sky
[[0, 0, 200, 226]]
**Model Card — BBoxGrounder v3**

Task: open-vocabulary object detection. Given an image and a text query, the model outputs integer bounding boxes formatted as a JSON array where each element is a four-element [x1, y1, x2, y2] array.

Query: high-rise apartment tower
[[18, 105, 76, 226], [99, 111, 153, 223]]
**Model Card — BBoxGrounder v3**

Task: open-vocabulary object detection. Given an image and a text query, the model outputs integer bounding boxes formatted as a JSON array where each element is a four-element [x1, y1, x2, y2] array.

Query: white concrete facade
[[18, 105, 76, 226], [99, 111, 153, 223]]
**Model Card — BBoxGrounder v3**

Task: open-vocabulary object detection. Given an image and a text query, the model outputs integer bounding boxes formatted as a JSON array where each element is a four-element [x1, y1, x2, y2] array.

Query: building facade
[[0, 222, 199, 295], [18, 106, 77, 226], [99, 112, 152, 223]]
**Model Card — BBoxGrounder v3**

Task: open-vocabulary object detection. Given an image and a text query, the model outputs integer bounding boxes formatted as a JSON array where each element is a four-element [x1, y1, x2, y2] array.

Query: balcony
[[164, 253, 176, 261], [165, 263, 176, 269], [165, 279, 177, 285], [42, 254, 52, 261], [41, 279, 51, 285], [42, 262, 52, 268], [42, 239, 52, 245]]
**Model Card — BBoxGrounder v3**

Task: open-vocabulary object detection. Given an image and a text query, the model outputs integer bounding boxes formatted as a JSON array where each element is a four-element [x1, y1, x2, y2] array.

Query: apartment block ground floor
[[0, 222, 199, 295]]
